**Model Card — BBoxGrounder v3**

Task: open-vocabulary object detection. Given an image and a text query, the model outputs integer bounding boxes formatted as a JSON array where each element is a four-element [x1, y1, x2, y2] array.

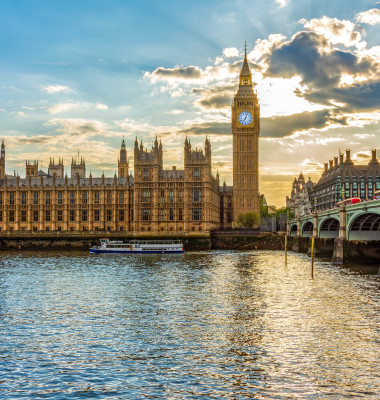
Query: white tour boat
[[90, 238, 185, 254]]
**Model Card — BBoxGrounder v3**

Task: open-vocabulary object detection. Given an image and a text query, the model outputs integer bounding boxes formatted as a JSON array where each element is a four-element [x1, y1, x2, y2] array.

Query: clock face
[[238, 111, 253, 125]]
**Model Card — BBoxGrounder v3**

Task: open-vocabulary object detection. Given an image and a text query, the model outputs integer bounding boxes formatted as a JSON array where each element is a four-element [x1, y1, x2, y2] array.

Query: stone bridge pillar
[[338, 204, 347, 239], [297, 217, 301, 237], [332, 204, 347, 264]]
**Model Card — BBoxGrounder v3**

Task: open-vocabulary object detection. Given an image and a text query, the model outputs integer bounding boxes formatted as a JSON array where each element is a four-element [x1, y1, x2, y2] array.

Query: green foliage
[[260, 203, 294, 219], [236, 212, 260, 228]]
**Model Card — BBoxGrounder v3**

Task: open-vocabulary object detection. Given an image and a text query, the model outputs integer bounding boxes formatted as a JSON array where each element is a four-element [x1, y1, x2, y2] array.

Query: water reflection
[[0, 250, 379, 399]]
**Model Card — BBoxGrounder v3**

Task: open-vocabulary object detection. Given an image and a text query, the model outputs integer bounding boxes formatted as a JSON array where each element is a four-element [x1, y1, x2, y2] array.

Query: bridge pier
[[332, 204, 347, 264], [291, 236, 309, 253], [307, 238, 335, 259]]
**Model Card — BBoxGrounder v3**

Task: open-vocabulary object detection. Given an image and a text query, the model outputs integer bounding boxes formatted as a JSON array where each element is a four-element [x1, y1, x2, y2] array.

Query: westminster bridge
[[287, 199, 380, 264]]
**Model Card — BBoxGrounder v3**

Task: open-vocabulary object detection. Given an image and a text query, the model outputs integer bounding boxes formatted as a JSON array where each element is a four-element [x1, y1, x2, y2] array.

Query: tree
[[260, 202, 294, 219], [236, 212, 260, 228]]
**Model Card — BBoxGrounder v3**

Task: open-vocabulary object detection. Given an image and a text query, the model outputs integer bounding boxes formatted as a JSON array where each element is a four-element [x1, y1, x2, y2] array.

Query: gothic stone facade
[[232, 47, 260, 221], [0, 52, 259, 234], [0, 137, 226, 234], [286, 173, 315, 217]]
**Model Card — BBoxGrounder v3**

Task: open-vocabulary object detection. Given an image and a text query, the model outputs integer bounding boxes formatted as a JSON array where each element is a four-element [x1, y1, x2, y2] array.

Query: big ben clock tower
[[232, 44, 260, 223]]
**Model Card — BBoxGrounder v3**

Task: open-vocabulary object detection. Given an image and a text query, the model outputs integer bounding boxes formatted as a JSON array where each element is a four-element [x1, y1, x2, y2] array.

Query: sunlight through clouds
[[1, 1, 379, 206]]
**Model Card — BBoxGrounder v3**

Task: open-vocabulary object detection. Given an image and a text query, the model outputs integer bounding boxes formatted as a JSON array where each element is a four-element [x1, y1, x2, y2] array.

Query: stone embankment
[[290, 236, 380, 265], [0, 231, 284, 251]]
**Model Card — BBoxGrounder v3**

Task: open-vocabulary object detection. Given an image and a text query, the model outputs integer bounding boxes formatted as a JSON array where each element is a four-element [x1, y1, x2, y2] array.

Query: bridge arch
[[301, 221, 313, 237], [347, 212, 380, 241], [290, 223, 298, 237], [318, 216, 340, 239]]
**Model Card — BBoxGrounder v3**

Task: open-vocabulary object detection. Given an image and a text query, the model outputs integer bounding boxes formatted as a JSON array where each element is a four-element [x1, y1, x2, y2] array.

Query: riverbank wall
[[211, 232, 283, 250], [0, 232, 212, 251], [0, 231, 285, 251]]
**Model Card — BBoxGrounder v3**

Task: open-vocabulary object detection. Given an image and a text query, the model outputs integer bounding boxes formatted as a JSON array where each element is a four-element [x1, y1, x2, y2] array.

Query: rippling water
[[0, 250, 379, 399]]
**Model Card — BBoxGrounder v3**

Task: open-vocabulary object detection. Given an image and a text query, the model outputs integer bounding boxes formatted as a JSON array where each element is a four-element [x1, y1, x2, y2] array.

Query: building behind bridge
[[287, 149, 380, 215]]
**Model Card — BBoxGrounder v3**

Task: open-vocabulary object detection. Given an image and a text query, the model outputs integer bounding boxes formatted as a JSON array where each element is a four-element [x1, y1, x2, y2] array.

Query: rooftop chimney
[[334, 157, 338, 167], [346, 149, 350, 161], [329, 160, 333, 169], [324, 163, 328, 172], [369, 148, 379, 166], [339, 153, 344, 164]]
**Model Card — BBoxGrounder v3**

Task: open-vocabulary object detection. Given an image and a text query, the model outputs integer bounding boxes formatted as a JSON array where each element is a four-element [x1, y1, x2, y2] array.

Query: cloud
[[260, 28, 380, 113], [249, 34, 287, 62], [274, 0, 289, 8], [265, 31, 373, 88], [95, 103, 108, 110], [223, 47, 239, 58], [301, 80, 380, 114], [299, 16, 363, 47], [48, 103, 77, 114], [165, 110, 184, 115], [193, 85, 235, 110], [45, 118, 111, 138], [13, 135, 58, 145], [143, 66, 203, 83], [41, 85, 73, 94], [261, 109, 347, 138], [354, 151, 370, 159], [355, 8, 380, 25], [179, 121, 230, 136]]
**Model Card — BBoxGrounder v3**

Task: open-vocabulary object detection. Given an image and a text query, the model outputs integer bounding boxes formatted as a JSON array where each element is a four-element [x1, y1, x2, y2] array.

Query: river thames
[[0, 250, 379, 399]]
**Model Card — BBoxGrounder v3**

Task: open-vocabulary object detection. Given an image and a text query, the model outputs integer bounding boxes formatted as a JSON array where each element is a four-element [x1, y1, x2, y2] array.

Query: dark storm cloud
[[150, 66, 202, 80], [304, 81, 380, 110], [260, 109, 347, 138], [263, 30, 380, 112], [265, 31, 373, 89]]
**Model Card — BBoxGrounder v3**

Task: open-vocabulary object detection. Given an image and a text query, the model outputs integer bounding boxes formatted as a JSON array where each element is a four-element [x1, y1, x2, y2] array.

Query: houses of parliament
[[0, 50, 260, 235]]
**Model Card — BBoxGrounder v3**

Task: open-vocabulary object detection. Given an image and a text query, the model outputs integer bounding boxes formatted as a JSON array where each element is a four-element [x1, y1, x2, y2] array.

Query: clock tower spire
[[232, 44, 260, 224]]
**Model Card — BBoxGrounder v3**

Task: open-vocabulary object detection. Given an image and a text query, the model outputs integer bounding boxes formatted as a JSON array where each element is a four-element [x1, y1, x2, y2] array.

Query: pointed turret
[[239, 42, 252, 83], [118, 138, 129, 178], [0, 140, 5, 179], [205, 135, 211, 161]]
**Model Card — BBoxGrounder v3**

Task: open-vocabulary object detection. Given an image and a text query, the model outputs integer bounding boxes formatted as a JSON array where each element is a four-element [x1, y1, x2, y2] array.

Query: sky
[[0, 0, 379, 207]]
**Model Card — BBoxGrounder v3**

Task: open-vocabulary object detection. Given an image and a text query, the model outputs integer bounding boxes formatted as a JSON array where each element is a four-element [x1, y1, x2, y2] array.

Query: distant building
[[71, 156, 86, 179], [286, 172, 315, 217], [313, 149, 380, 211], [48, 158, 64, 178]]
